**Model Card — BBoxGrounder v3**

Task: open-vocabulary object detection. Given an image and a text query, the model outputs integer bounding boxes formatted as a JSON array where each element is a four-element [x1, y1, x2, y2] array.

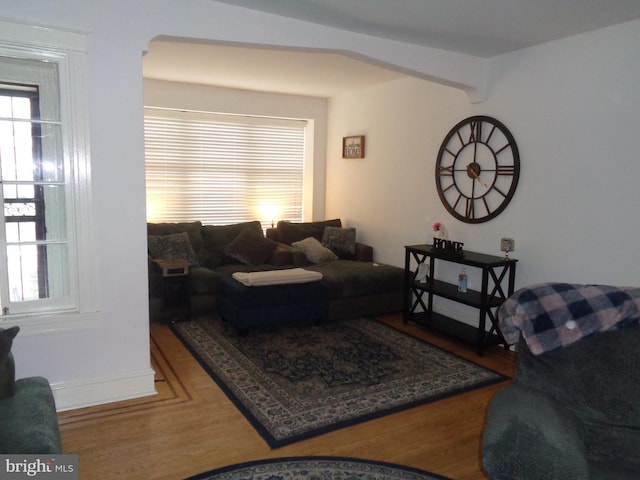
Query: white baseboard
[[51, 367, 157, 412]]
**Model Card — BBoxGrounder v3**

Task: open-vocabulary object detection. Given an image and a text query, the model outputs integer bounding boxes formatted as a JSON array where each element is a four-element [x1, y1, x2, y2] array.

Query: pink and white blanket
[[498, 282, 640, 355]]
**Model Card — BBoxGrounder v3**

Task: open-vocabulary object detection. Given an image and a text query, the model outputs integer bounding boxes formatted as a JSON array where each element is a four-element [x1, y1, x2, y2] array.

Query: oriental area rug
[[171, 317, 507, 448], [185, 456, 453, 480]]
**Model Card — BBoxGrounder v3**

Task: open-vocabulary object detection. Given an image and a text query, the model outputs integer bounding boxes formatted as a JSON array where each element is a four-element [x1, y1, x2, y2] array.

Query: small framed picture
[[342, 135, 365, 158]]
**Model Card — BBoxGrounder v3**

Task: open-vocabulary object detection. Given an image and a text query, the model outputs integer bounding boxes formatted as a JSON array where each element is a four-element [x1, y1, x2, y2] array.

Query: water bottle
[[458, 268, 468, 293]]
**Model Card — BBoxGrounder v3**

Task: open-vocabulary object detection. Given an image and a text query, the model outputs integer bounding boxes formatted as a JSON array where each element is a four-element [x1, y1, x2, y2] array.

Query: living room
[[2, 0, 639, 475]]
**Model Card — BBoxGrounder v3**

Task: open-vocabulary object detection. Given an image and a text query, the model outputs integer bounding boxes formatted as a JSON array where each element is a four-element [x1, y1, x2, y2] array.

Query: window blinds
[[144, 108, 306, 227]]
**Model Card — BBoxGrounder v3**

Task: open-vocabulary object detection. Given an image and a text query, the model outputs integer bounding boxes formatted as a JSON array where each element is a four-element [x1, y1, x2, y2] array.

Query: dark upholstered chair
[[482, 283, 640, 479], [0, 376, 63, 453], [0, 326, 62, 454]]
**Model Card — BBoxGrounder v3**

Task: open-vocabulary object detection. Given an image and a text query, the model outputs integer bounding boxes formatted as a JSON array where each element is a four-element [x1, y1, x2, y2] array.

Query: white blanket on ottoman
[[232, 268, 323, 287]]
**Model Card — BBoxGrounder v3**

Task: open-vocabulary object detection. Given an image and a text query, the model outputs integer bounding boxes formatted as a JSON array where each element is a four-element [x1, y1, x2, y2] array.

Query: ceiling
[[143, 0, 640, 98], [212, 0, 640, 57], [143, 41, 408, 98]]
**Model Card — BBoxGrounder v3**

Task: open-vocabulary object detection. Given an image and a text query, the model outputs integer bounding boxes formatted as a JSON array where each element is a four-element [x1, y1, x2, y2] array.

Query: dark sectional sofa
[[148, 219, 404, 322]]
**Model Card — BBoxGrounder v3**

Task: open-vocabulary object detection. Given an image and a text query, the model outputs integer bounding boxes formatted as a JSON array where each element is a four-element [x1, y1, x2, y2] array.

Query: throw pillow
[[322, 226, 356, 256], [147, 221, 203, 256], [292, 237, 339, 264], [147, 232, 200, 266], [201, 221, 263, 267], [0, 325, 19, 399], [224, 229, 278, 266], [277, 219, 342, 245]]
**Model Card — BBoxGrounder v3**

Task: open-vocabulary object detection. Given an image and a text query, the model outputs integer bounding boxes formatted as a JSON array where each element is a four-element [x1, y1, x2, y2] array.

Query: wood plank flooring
[[57, 314, 516, 480]]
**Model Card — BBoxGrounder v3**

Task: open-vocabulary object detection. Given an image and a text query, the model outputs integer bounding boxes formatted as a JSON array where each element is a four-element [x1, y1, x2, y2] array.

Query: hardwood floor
[[57, 313, 516, 480]]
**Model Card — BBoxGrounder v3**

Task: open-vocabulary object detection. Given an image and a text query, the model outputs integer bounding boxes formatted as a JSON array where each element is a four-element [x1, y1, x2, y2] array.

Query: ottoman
[[218, 276, 329, 334]]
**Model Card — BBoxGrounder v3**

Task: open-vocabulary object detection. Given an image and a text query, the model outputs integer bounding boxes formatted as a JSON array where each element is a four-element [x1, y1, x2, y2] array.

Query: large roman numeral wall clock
[[435, 115, 520, 223]]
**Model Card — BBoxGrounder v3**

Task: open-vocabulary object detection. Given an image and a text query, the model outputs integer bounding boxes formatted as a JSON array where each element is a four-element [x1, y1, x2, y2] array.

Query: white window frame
[[0, 19, 98, 332]]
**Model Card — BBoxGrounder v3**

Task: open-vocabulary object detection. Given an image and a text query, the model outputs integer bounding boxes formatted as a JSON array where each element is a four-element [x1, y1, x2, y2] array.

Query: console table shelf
[[403, 244, 517, 355]]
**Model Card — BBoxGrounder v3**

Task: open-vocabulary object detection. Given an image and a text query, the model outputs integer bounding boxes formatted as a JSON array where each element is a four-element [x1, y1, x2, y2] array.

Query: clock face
[[435, 116, 520, 224]]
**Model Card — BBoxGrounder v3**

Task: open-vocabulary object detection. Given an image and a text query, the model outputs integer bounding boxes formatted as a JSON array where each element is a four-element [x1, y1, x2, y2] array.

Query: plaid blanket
[[498, 283, 640, 355]]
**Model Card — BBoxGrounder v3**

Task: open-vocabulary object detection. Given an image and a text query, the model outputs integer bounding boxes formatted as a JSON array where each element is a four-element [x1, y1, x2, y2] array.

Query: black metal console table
[[403, 244, 517, 355]]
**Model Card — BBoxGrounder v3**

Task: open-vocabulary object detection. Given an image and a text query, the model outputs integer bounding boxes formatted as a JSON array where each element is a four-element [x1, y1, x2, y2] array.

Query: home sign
[[433, 238, 464, 257]]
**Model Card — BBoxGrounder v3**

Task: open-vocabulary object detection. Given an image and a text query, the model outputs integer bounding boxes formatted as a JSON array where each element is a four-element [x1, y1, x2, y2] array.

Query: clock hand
[[467, 165, 488, 188]]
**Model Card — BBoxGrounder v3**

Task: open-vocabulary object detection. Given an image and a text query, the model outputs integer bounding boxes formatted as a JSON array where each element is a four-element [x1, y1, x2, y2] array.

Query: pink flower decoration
[[433, 222, 442, 231]]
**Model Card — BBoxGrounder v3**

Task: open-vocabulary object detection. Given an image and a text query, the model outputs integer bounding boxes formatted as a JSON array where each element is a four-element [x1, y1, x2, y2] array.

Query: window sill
[[0, 310, 102, 336]]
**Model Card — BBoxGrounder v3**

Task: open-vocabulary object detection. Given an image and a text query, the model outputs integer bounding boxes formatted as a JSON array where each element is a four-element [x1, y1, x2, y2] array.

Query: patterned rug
[[185, 456, 453, 480], [171, 317, 507, 448]]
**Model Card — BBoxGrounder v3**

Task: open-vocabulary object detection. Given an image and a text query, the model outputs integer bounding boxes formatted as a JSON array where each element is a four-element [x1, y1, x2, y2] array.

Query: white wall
[[0, 0, 492, 409], [327, 19, 640, 323], [1, 0, 638, 408]]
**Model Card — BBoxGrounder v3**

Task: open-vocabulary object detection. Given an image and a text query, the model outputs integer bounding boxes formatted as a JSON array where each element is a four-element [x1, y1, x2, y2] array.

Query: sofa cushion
[[268, 244, 296, 267], [147, 221, 203, 258], [0, 326, 19, 399], [307, 260, 405, 299], [224, 228, 278, 266], [148, 232, 200, 266], [277, 219, 342, 245], [322, 226, 356, 256], [200, 221, 263, 267], [188, 266, 225, 295], [292, 237, 338, 264]]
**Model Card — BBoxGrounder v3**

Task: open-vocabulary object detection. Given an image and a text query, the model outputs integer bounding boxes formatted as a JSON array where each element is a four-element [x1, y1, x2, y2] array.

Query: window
[[0, 20, 95, 323], [0, 77, 69, 309], [144, 108, 306, 228]]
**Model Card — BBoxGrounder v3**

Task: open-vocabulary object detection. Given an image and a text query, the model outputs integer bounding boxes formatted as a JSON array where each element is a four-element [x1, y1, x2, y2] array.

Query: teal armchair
[[482, 283, 640, 479]]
